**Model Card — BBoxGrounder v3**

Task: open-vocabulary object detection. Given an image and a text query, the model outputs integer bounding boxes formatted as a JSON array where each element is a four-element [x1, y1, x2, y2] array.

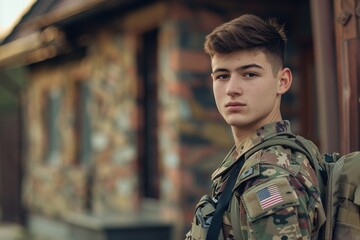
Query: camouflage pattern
[[186, 121, 325, 240]]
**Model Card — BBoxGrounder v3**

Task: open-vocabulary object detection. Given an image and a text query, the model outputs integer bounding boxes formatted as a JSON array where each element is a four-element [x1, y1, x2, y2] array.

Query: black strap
[[206, 157, 245, 240]]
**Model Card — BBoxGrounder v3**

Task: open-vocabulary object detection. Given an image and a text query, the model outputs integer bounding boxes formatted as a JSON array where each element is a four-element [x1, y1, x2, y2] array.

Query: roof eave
[[0, 0, 136, 68], [0, 27, 69, 68]]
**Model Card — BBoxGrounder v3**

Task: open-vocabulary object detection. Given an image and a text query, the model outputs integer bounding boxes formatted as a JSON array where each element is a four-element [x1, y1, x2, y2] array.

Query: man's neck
[[232, 127, 255, 147]]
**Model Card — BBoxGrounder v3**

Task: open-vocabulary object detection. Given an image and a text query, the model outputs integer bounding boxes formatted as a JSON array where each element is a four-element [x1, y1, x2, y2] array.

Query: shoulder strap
[[246, 135, 326, 208], [265, 135, 326, 197], [206, 156, 245, 240]]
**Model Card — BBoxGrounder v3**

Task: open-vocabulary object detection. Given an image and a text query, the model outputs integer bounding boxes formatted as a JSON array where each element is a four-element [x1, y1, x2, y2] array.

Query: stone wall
[[23, 27, 140, 217], [24, 63, 88, 217], [85, 30, 140, 216]]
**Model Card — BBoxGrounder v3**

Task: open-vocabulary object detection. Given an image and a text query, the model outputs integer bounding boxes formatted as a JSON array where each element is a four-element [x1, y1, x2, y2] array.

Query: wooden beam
[[0, 27, 68, 68], [21, 0, 108, 31], [310, 0, 340, 152], [334, 0, 360, 153]]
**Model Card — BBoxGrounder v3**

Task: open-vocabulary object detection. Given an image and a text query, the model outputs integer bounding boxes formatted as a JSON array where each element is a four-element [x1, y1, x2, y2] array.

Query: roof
[[0, 0, 152, 68], [1, 0, 151, 44]]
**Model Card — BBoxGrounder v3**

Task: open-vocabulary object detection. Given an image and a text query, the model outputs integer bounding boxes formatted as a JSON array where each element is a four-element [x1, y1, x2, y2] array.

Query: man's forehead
[[211, 50, 268, 70]]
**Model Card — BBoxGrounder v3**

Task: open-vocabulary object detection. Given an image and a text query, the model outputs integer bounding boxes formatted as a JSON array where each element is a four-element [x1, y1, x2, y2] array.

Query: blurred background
[[0, 0, 358, 239]]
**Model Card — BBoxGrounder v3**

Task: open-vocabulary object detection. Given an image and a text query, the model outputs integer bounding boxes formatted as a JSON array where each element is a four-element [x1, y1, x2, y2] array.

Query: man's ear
[[277, 67, 292, 95]]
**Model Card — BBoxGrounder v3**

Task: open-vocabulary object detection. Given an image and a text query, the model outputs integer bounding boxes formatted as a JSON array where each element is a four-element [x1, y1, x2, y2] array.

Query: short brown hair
[[204, 14, 287, 71]]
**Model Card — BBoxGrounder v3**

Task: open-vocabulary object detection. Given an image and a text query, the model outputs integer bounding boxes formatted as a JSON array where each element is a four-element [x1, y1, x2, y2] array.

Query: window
[[45, 89, 61, 164], [75, 81, 92, 165], [137, 28, 159, 199]]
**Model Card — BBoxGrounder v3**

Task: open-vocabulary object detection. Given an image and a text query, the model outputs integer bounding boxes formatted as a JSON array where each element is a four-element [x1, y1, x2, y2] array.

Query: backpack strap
[[270, 135, 326, 200], [206, 156, 245, 240], [246, 134, 325, 186]]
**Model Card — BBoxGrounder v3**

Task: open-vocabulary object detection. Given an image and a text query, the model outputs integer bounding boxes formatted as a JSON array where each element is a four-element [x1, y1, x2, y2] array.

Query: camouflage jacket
[[186, 121, 325, 240]]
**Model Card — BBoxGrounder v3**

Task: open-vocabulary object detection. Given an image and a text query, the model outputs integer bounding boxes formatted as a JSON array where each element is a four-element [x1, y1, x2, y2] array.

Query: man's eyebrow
[[212, 64, 264, 74], [212, 68, 229, 74], [238, 64, 264, 70]]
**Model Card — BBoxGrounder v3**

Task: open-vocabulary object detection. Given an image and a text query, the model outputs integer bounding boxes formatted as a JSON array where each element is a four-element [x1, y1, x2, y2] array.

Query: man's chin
[[228, 121, 251, 128]]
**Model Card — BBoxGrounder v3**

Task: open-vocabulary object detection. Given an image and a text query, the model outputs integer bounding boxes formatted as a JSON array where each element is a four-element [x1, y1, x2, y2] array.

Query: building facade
[[0, 0, 358, 239]]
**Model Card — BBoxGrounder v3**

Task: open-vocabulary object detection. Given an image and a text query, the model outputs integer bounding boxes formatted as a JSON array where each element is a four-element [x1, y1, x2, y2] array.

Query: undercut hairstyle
[[204, 14, 287, 73]]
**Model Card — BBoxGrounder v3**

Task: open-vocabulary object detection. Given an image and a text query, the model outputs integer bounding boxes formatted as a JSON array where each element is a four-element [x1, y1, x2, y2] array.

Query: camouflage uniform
[[186, 121, 325, 240]]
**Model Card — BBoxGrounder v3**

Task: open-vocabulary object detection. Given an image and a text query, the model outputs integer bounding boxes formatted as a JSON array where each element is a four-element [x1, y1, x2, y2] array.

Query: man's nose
[[226, 75, 243, 96]]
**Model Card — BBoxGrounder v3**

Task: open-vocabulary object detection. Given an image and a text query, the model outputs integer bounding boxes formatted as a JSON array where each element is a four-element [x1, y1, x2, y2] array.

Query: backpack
[[243, 134, 360, 240]]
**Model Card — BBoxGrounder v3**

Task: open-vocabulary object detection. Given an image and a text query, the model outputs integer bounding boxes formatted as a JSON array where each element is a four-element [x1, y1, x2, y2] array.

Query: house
[[0, 0, 358, 239]]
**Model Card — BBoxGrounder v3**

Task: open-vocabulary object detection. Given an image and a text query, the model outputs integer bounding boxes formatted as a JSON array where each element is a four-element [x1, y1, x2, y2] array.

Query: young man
[[186, 14, 325, 240]]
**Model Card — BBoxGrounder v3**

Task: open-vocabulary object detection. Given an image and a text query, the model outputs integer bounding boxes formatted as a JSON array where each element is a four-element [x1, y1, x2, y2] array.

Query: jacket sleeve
[[236, 149, 324, 239]]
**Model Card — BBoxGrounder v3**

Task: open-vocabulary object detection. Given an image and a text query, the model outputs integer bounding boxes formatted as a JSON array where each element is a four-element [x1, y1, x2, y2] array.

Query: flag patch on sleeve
[[256, 184, 283, 209], [241, 177, 299, 221]]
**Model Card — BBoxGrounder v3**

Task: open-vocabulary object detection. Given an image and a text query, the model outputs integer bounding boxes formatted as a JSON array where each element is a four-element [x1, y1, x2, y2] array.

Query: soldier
[[186, 14, 325, 239]]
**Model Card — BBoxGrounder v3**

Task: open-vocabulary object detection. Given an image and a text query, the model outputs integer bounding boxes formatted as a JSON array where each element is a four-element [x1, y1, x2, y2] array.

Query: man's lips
[[225, 102, 246, 107]]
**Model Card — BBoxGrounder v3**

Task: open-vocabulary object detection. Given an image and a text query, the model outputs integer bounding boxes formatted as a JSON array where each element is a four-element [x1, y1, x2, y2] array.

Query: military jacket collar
[[211, 121, 292, 181]]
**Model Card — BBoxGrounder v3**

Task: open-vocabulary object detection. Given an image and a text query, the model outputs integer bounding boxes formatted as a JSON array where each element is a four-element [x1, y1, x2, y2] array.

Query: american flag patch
[[256, 184, 283, 209]]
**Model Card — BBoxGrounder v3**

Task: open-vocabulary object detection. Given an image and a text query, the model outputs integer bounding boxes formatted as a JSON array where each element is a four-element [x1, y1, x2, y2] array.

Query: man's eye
[[215, 74, 229, 80], [244, 72, 258, 78]]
